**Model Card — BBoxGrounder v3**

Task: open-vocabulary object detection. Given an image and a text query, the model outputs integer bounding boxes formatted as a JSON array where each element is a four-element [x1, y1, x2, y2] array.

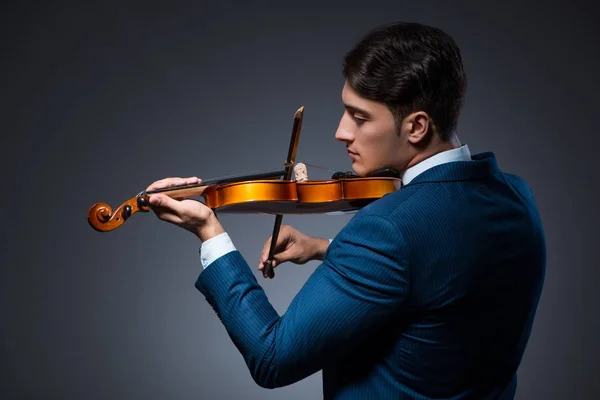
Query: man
[[146, 21, 546, 399]]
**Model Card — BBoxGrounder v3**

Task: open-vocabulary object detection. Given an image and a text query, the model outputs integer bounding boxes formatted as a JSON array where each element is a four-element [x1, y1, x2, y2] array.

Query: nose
[[335, 113, 354, 143]]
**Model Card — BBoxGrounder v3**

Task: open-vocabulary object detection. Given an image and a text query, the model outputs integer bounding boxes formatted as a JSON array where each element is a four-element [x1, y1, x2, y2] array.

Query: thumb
[[262, 245, 295, 266], [148, 193, 182, 213]]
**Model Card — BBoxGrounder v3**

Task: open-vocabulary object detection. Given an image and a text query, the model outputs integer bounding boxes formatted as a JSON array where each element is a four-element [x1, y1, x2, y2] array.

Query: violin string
[[299, 162, 342, 174], [138, 164, 345, 196]]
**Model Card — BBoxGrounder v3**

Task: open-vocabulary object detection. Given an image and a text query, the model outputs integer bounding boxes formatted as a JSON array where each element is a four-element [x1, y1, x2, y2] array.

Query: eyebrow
[[343, 103, 371, 118]]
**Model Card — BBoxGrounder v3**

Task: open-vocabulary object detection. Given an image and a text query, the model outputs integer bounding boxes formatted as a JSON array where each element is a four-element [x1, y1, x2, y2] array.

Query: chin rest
[[331, 167, 401, 179]]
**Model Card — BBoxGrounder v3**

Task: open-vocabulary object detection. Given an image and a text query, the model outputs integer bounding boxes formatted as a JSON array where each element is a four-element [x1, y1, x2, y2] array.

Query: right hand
[[258, 225, 329, 279]]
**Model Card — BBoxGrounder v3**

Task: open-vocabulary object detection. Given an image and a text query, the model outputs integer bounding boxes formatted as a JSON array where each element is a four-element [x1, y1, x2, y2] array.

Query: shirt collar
[[401, 144, 472, 185]]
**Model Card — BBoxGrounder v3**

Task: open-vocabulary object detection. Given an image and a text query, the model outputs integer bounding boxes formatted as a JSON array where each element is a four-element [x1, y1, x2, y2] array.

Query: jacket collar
[[404, 152, 500, 186], [402, 145, 472, 184]]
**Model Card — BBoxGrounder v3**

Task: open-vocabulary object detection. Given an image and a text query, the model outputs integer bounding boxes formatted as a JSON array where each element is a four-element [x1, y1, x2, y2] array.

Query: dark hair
[[343, 22, 467, 140]]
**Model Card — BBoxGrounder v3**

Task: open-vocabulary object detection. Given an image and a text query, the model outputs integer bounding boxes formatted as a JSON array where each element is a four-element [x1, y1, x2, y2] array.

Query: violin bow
[[262, 106, 304, 279]]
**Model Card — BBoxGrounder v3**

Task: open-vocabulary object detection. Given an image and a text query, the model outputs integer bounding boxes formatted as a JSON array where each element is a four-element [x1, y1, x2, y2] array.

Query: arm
[[195, 214, 410, 388]]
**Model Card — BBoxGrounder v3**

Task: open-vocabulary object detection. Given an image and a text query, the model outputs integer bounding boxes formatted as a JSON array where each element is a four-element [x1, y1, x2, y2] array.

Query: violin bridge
[[293, 162, 308, 182]]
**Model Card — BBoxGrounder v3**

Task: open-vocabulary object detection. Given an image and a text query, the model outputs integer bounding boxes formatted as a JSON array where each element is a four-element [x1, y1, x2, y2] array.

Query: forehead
[[341, 81, 364, 102], [341, 81, 390, 116]]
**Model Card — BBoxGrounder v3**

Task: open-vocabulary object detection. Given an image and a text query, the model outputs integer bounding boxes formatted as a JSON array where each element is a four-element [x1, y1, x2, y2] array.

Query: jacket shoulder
[[354, 183, 434, 224]]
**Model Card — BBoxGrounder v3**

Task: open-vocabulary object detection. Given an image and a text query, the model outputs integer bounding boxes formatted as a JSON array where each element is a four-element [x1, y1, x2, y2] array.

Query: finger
[[259, 232, 290, 264], [183, 176, 201, 185], [146, 178, 181, 191], [258, 253, 279, 280], [258, 257, 277, 271], [267, 263, 275, 279], [263, 247, 295, 266], [262, 260, 275, 279], [260, 242, 272, 264], [148, 193, 185, 215], [258, 237, 273, 268], [146, 176, 200, 191], [260, 251, 300, 279]]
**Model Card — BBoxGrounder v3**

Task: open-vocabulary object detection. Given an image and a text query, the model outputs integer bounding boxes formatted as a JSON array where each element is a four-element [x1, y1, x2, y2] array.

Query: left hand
[[145, 176, 224, 241]]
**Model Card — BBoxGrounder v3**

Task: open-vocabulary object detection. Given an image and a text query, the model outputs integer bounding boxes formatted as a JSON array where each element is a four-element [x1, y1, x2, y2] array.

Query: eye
[[343, 107, 369, 125], [352, 114, 367, 125]]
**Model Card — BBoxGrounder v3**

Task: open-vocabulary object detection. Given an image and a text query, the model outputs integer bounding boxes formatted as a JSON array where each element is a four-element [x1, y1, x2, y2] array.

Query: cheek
[[364, 128, 403, 165], [363, 127, 396, 152]]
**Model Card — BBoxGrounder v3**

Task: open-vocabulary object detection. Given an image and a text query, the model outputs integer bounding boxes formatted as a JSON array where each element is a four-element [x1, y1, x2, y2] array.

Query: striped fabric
[[195, 152, 546, 399]]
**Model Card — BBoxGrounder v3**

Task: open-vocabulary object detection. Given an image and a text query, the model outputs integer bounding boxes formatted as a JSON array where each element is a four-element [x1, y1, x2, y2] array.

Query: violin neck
[[144, 169, 288, 196]]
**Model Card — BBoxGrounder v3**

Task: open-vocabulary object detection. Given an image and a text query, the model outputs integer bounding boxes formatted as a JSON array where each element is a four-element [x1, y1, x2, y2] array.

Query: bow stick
[[262, 106, 304, 279]]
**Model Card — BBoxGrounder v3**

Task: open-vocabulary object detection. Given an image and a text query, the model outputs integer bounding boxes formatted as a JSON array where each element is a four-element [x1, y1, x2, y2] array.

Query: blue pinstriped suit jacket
[[195, 152, 546, 399]]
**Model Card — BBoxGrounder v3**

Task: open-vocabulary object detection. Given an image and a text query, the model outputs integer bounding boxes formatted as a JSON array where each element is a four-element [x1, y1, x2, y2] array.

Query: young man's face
[[335, 81, 411, 177]]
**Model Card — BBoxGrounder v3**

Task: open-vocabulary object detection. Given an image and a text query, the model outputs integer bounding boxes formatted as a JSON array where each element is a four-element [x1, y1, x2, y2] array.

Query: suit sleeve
[[194, 213, 410, 388]]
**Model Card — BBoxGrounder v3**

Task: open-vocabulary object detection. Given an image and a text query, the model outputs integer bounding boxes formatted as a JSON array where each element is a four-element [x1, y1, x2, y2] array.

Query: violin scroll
[[88, 196, 151, 232]]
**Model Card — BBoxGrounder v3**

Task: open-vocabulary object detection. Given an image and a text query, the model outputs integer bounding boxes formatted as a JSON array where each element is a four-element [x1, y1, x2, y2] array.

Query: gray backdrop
[[2, 1, 598, 399]]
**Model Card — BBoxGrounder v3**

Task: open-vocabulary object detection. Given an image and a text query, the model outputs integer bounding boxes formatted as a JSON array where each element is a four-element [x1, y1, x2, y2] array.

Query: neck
[[403, 134, 462, 171]]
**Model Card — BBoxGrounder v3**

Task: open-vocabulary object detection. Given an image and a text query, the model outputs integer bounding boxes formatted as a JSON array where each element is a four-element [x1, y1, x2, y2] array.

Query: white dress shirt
[[401, 144, 471, 185], [199, 145, 472, 269]]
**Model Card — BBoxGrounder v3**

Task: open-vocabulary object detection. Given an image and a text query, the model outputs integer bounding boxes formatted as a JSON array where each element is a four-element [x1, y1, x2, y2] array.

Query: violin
[[87, 106, 402, 277], [87, 167, 402, 232]]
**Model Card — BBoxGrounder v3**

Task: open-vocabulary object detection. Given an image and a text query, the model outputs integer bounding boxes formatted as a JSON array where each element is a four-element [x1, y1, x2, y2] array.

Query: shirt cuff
[[199, 232, 236, 269]]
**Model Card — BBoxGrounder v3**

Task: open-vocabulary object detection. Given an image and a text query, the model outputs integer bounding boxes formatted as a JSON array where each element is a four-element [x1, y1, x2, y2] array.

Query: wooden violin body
[[205, 176, 401, 213], [87, 176, 402, 232]]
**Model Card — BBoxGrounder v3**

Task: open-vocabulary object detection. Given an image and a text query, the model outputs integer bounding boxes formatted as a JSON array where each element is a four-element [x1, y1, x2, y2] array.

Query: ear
[[404, 111, 431, 144]]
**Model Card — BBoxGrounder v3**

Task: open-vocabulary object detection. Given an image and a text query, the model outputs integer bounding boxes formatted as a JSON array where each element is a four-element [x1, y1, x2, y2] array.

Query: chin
[[351, 163, 367, 177]]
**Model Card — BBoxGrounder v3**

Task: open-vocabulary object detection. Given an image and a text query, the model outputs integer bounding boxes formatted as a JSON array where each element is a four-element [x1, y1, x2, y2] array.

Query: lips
[[347, 149, 358, 158]]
